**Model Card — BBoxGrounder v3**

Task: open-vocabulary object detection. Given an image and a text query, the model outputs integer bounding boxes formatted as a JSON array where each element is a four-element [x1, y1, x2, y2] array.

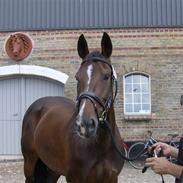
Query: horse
[[21, 32, 125, 183]]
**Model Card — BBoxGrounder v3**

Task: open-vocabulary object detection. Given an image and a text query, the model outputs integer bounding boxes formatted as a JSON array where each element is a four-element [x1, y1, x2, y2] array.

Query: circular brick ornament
[[5, 33, 32, 61]]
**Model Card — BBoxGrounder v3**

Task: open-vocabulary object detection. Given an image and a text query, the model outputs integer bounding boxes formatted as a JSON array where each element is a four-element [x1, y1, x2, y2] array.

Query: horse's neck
[[107, 106, 116, 132]]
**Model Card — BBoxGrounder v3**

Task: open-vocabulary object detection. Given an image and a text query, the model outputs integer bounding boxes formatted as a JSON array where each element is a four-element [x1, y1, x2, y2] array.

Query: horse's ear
[[77, 34, 89, 59], [101, 32, 112, 58]]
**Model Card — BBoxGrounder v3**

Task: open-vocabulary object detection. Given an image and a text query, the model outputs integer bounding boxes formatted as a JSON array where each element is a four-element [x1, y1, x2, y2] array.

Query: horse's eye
[[103, 74, 110, 80]]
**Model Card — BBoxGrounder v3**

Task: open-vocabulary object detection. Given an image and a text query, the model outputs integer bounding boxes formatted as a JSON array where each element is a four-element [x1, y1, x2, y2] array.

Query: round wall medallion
[[5, 33, 32, 61]]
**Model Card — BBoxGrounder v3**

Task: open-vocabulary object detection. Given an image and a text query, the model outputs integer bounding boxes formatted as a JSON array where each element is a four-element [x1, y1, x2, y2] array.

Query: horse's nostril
[[88, 118, 96, 128], [75, 123, 81, 132], [86, 118, 97, 136], [75, 118, 97, 138]]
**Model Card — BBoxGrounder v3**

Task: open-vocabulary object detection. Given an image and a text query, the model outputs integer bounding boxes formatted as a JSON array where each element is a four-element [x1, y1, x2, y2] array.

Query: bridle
[[76, 56, 118, 124]]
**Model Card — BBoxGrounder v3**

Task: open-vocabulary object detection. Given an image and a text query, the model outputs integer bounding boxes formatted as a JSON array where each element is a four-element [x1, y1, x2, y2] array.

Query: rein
[[103, 120, 147, 161]]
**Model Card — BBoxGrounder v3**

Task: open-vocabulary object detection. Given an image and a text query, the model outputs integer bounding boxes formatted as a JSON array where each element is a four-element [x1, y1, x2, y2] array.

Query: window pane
[[125, 94, 132, 103], [134, 94, 141, 103], [125, 84, 132, 93], [142, 84, 149, 93], [125, 75, 132, 83], [141, 76, 149, 83], [133, 75, 140, 83], [142, 104, 150, 111], [134, 104, 141, 112], [142, 94, 149, 103], [133, 84, 141, 93], [125, 104, 133, 112]]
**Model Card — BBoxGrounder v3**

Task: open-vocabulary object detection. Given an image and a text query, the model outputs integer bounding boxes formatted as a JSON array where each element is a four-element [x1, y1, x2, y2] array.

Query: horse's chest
[[85, 159, 120, 183], [68, 158, 119, 183]]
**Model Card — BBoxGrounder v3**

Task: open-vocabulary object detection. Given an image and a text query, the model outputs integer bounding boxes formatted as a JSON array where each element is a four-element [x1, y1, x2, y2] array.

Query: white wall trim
[[0, 65, 69, 84]]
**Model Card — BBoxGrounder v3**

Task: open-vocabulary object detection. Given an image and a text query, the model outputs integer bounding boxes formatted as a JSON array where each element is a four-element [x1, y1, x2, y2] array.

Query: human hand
[[150, 142, 174, 157], [145, 157, 171, 175]]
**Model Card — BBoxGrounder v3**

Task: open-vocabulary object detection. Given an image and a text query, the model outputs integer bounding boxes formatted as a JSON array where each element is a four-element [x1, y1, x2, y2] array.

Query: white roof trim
[[0, 65, 69, 84]]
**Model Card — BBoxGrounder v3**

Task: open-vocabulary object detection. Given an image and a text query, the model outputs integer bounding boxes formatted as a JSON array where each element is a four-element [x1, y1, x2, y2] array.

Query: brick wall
[[0, 28, 183, 141]]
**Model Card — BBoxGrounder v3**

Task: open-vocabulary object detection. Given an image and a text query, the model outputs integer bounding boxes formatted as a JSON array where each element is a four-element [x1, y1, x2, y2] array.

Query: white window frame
[[123, 72, 151, 115]]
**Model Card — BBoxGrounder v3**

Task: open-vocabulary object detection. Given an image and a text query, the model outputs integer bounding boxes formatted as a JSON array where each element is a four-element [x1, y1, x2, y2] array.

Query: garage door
[[0, 76, 64, 155]]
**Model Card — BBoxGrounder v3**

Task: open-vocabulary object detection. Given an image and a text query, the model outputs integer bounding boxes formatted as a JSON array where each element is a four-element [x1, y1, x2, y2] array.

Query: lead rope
[[102, 120, 151, 161], [161, 175, 165, 183]]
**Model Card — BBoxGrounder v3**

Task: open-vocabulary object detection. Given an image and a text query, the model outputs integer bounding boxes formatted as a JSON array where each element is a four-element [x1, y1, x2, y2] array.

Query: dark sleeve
[[177, 137, 183, 165], [179, 170, 183, 182], [175, 171, 183, 183], [175, 137, 183, 183]]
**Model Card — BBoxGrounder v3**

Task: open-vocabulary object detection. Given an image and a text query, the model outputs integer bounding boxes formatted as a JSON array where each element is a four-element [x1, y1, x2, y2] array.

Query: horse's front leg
[[110, 176, 118, 183], [101, 172, 118, 183], [86, 168, 119, 183], [47, 168, 60, 183]]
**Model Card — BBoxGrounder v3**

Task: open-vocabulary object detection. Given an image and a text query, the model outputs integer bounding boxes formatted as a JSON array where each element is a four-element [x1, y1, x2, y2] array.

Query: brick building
[[0, 0, 183, 157]]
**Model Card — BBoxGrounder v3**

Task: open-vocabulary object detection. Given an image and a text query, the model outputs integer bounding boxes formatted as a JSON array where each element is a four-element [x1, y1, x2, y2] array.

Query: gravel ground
[[0, 160, 175, 183]]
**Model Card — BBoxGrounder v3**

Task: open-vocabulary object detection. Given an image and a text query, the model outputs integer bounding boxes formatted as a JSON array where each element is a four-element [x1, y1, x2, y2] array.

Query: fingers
[[145, 157, 156, 167], [148, 143, 162, 155], [152, 142, 164, 149], [153, 144, 162, 154], [146, 157, 171, 175], [145, 157, 165, 167], [145, 157, 155, 163], [151, 142, 169, 154], [145, 157, 160, 174]]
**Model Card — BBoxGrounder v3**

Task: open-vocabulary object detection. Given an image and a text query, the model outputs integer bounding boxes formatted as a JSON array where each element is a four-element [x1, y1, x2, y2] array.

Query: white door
[[0, 78, 21, 155], [0, 76, 64, 155]]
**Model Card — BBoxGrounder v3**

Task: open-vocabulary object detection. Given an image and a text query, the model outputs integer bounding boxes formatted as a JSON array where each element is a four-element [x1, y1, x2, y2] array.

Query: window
[[124, 73, 151, 115]]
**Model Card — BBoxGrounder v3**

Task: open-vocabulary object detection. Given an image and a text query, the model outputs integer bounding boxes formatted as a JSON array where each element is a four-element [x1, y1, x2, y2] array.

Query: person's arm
[[169, 145, 179, 158], [168, 163, 183, 178]]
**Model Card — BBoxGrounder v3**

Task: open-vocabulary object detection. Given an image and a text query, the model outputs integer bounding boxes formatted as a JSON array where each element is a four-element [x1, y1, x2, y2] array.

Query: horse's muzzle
[[75, 118, 97, 138]]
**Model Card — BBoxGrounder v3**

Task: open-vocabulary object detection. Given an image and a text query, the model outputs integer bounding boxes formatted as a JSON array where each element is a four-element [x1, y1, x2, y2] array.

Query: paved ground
[[0, 160, 175, 183]]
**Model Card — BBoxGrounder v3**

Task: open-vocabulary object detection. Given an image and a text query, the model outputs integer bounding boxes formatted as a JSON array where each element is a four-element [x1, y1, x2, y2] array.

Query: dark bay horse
[[21, 32, 125, 183]]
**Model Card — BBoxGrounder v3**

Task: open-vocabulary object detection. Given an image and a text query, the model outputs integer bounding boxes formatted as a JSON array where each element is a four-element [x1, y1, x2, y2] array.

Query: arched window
[[124, 73, 151, 114]]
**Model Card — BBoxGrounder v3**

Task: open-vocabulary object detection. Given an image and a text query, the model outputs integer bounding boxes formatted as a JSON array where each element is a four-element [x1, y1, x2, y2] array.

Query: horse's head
[[10, 35, 24, 57], [75, 32, 117, 139]]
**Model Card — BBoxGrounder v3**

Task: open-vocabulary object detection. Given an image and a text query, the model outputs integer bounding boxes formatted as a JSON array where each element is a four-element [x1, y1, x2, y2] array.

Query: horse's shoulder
[[24, 96, 75, 119]]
